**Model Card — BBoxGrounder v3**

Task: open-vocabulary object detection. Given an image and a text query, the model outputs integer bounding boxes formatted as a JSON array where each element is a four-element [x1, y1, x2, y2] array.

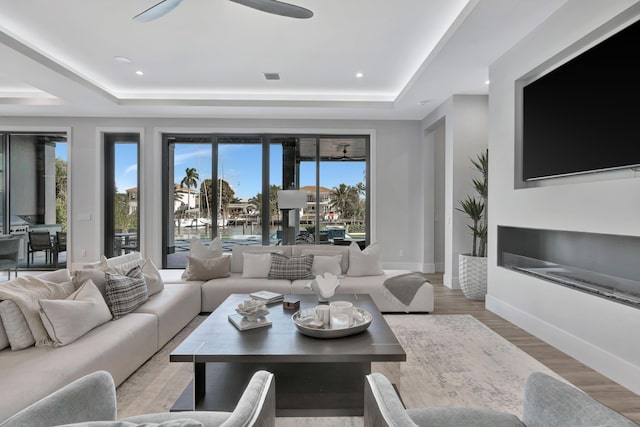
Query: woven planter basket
[[458, 254, 487, 300]]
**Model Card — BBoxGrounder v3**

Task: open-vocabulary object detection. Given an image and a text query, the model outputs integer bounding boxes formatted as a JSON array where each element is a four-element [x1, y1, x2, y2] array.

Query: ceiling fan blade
[[229, 0, 313, 19], [133, 0, 184, 22]]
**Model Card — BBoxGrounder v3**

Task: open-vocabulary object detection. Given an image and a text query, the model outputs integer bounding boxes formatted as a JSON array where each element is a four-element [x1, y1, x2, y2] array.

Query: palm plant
[[180, 167, 199, 219], [457, 149, 488, 257]]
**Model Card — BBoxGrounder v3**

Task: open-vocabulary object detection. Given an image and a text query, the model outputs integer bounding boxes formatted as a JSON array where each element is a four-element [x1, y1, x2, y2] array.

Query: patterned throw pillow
[[105, 266, 148, 319], [268, 253, 314, 280]]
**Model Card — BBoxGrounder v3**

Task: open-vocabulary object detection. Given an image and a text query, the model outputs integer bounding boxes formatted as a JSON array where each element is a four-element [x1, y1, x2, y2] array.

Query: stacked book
[[250, 290, 284, 304]]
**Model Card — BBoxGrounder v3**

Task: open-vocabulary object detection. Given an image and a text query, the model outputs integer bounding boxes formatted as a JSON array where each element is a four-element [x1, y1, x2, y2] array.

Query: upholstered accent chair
[[0, 237, 21, 279], [0, 370, 276, 427], [364, 371, 638, 427]]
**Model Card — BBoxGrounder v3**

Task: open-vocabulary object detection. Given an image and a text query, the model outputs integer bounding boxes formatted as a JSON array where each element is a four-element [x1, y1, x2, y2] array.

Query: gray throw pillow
[[268, 253, 314, 280], [104, 266, 148, 319]]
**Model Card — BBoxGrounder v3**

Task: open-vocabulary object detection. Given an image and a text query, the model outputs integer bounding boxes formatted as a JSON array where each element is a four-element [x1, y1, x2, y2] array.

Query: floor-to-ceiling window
[[162, 133, 369, 269], [0, 132, 68, 272], [104, 133, 140, 258]]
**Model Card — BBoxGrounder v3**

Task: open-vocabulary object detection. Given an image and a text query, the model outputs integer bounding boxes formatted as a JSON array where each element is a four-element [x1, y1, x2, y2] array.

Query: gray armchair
[[0, 237, 21, 279], [364, 371, 638, 427], [0, 370, 275, 427]]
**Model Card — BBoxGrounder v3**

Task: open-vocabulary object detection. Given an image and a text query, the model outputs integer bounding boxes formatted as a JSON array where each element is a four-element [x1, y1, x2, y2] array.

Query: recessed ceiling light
[[136, 70, 144, 76], [484, 80, 490, 85], [113, 56, 132, 63], [356, 72, 363, 78]]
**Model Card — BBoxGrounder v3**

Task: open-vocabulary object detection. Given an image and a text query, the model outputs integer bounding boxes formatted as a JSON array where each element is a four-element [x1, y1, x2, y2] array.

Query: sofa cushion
[[296, 245, 350, 274], [112, 259, 164, 297], [0, 276, 74, 347], [39, 280, 112, 347], [181, 237, 223, 279], [57, 420, 205, 427], [190, 236, 223, 259], [33, 269, 73, 284], [241, 252, 273, 278], [134, 283, 201, 349], [0, 314, 9, 350], [183, 255, 230, 281], [73, 269, 110, 296], [105, 252, 143, 269], [268, 253, 314, 280], [0, 300, 35, 350], [346, 242, 383, 276], [105, 267, 148, 319], [309, 254, 342, 277], [230, 246, 291, 273]]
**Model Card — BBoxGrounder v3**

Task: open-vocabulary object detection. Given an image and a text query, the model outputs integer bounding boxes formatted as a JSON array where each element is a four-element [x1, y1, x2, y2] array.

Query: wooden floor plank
[[425, 273, 640, 423]]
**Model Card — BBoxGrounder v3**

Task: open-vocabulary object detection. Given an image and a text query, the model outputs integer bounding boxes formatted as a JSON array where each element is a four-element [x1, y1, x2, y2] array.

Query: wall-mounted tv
[[522, 18, 640, 181]]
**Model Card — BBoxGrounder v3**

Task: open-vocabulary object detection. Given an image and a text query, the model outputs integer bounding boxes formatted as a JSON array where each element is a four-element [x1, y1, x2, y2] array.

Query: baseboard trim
[[486, 295, 640, 395]]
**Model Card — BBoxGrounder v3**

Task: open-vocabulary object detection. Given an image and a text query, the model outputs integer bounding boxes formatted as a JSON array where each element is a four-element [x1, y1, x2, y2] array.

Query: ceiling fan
[[133, 0, 313, 22], [329, 144, 365, 161]]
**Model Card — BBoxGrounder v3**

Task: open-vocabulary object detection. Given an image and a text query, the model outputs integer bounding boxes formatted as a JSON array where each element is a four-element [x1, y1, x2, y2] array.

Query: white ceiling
[[0, 0, 567, 120]]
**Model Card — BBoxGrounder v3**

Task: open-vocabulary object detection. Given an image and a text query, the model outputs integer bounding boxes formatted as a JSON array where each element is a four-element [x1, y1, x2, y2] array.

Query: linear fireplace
[[498, 226, 640, 308]]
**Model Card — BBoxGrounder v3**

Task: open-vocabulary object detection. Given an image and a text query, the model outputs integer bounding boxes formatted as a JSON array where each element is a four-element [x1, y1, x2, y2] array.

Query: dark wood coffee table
[[170, 293, 406, 417]]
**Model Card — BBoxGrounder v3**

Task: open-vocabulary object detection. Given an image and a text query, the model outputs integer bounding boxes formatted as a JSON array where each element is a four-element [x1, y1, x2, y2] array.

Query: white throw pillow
[[191, 236, 223, 258], [0, 315, 9, 350], [0, 300, 35, 350], [39, 280, 112, 347], [105, 252, 144, 269], [241, 252, 273, 278], [310, 254, 343, 277], [346, 242, 383, 276], [181, 237, 223, 278]]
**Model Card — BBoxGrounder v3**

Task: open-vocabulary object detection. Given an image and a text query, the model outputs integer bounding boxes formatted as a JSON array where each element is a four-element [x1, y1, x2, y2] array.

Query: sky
[[58, 142, 365, 199]]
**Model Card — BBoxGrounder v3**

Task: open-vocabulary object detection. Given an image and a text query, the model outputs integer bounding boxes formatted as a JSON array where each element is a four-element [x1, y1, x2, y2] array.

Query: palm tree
[[330, 183, 357, 219], [180, 167, 199, 219]]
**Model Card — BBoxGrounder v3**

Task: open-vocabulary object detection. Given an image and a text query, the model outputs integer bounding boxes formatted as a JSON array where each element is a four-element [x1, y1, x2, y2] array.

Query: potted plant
[[457, 149, 488, 300]]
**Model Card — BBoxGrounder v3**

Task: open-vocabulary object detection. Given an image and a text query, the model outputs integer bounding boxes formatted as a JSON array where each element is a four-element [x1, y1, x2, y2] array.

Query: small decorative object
[[329, 300, 354, 330], [306, 272, 341, 302], [283, 299, 300, 310], [235, 299, 269, 321], [315, 305, 331, 326]]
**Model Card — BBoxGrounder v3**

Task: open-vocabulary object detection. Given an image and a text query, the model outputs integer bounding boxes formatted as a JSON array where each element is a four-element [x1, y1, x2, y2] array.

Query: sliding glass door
[[161, 133, 370, 269], [0, 132, 68, 272]]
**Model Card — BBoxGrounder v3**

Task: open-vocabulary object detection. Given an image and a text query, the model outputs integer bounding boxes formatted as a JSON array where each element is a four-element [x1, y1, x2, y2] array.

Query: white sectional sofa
[[185, 244, 434, 313], [0, 243, 433, 422]]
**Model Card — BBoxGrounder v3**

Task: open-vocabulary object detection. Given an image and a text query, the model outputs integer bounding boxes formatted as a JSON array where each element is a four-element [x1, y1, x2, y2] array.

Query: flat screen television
[[522, 18, 640, 181]]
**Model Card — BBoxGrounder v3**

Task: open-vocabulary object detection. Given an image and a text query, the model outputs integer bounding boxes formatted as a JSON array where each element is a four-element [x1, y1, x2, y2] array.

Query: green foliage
[[457, 149, 488, 257], [330, 183, 362, 220], [200, 178, 236, 217], [55, 157, 67, 231], [114, 189, 137, 233], [248, 185, 281, 224]]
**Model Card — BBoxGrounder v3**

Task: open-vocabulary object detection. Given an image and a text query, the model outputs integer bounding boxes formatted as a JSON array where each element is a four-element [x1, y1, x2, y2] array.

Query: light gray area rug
[[116, 314, 560, 426]]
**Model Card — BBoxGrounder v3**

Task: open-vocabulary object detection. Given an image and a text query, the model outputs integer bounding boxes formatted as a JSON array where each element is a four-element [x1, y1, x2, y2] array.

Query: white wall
[[487, 0, 640, 394], [1, 117, 428, 272], [422, 95, 489, 288]]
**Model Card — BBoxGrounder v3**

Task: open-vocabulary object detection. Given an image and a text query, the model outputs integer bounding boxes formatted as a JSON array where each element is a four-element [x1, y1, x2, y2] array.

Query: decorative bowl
[[292, 307, 372, 339]]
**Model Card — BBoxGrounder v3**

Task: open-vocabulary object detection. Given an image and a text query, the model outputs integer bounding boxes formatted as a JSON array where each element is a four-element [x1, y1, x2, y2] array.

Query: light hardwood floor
[[425, 273, 640, 423]]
